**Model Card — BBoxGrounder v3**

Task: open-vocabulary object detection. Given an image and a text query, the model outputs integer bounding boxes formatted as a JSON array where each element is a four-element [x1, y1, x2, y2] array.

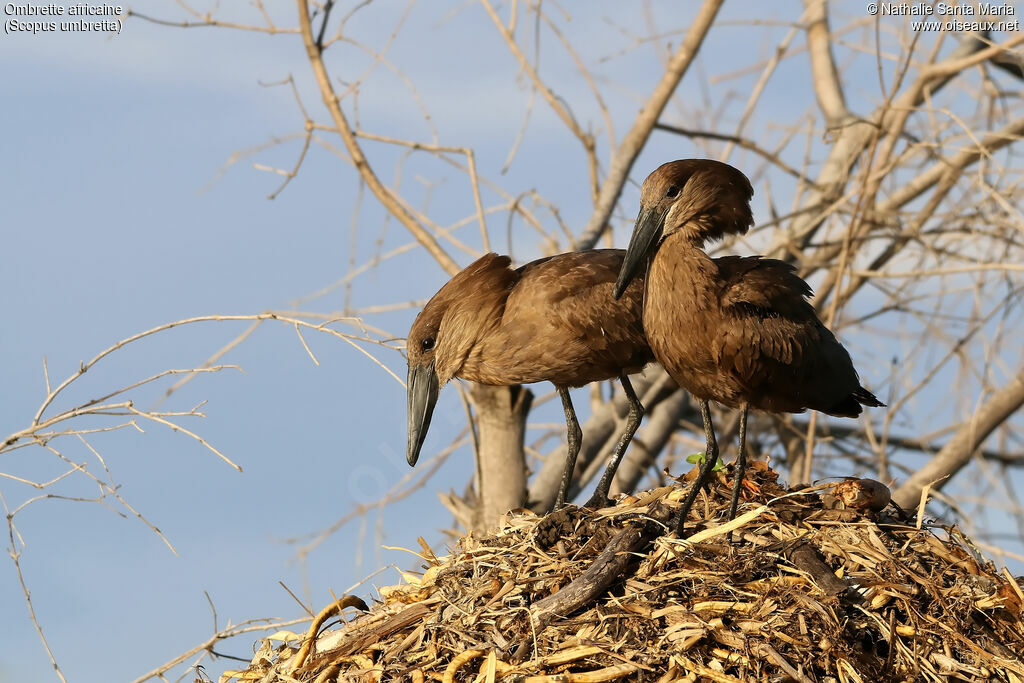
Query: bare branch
[[480, 0, 599, 196], [2, 492, 68, 683], [576, 0, 725, 249], [893, 368, 1024, 509], [295, 0, 460, 275], [128, 617, 309, 683], [803, 0, 850, 128]]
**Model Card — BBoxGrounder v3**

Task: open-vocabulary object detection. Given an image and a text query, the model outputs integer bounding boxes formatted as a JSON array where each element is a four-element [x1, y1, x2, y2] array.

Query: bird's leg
[[584, 375, 644, 509], [727, 403, 749, 521], [674, 399, 719, 536], [553, 387, 583, 511]]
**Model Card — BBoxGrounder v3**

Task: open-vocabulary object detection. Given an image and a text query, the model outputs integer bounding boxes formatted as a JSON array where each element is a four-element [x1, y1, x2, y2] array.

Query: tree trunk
[[468, 383, 533, 531]]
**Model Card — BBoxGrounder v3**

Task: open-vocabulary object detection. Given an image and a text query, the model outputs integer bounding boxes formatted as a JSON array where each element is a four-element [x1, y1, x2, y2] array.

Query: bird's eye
[[666, 185, 680, 198], [421, 337, 435, 352]]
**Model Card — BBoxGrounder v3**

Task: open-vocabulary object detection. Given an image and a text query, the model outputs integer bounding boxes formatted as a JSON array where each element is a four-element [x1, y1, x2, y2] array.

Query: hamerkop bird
[[613, 159, 883, 534], [406, 250, 653, 511]]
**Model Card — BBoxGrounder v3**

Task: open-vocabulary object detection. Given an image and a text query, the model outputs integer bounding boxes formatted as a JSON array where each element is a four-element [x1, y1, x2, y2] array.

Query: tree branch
[[480, 0, 599, 200], [769, 27, 1024, 263], [893, 368, 1024, 509], [295, 0, 459, 276], [803, 0, 850, 128], [575, 0, 725, 249]]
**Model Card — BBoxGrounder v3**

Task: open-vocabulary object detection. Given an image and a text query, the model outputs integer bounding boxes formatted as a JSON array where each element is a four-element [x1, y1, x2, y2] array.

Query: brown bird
[[613, 159, 883, 534], [407, 249, 653, 511]]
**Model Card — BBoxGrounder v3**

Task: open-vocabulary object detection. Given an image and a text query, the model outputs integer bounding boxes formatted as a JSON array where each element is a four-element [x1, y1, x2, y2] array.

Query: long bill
[[613, 205, 666, 300], [406, 361, 440, 466]]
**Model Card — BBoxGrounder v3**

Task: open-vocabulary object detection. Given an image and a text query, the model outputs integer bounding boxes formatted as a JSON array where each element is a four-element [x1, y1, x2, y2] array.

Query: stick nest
[[224, 463, 1024, 682]]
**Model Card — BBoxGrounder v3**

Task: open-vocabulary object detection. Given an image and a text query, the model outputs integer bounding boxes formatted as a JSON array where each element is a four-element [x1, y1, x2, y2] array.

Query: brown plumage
[[614, 159, 883, 533], [407, 249, 653, 510]]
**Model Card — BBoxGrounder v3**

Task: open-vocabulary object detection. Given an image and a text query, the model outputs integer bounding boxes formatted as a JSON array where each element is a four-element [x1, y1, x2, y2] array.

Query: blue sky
[[2, 2, 1022, 681], [0, 5, 683, 680]]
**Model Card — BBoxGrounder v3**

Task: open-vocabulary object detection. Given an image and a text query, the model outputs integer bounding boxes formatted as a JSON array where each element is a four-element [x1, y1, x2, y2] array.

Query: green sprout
[[685, 452, 726, 471]]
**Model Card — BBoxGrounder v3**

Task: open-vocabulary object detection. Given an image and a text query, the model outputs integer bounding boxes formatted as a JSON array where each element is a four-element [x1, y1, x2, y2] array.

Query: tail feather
[[824, 386, 885, 418], [853, 386, 885, 408]]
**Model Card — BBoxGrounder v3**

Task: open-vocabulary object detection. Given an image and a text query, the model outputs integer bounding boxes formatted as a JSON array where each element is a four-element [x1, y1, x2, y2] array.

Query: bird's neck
[[444, 289, 509, 383], [643, 231, 720, 388], [650, 232, 716, 296]]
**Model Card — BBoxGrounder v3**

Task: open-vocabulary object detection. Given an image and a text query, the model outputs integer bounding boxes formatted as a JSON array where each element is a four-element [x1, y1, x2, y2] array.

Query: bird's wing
[[714, 255, 824, 386], [717, 255, 814, 318], [519, 250, 644, 346], [501, 250, 649, 383], [714, 255, 873, 414]]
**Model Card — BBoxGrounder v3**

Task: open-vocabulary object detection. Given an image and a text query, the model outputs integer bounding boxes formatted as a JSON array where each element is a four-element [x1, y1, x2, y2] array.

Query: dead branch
[[128, 617, 310, 683], [894, 368, 1024, 509], [531, 502, 672, 629], [295, 0, 459, 276], [480, 0, 600, 199], [576, 0, 725, 249]]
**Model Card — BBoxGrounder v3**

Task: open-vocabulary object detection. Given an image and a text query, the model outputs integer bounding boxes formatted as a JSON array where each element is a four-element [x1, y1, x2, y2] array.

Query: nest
[[224, 463, 1024, 682]]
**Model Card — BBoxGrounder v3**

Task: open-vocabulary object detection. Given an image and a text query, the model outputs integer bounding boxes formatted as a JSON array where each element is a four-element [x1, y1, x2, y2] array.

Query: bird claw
[[673, 517, 687, 538], [583, 493, 613, 510]]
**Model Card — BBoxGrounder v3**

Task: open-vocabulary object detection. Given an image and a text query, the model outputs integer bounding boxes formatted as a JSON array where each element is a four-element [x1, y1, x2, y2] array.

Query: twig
[[295, 0, 459, 275], [576, 0, 725, 249]]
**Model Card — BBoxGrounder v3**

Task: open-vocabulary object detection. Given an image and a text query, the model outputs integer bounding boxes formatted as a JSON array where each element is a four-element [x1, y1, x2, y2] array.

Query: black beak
[[614, 205, 665, 300], [407, 361, 440, 466]]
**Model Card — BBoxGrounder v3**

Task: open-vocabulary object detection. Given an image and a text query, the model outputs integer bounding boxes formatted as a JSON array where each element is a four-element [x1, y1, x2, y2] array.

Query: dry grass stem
[[227, 466, 1024, 682]]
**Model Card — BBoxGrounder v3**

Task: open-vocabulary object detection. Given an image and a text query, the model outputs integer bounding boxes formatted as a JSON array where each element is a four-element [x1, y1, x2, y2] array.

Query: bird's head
[[614, 159, 753, 299], [405, 253, 513, 466], [405, 303, 444, 467]]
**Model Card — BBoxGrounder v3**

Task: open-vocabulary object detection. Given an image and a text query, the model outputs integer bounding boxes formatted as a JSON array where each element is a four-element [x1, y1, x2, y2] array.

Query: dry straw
[[225, 463, 1024, 682]]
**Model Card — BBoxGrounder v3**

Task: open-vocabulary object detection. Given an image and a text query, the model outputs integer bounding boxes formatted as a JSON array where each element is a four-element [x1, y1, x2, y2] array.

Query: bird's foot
[[582, 492, 614, 510], [672, 510, 689, 538]]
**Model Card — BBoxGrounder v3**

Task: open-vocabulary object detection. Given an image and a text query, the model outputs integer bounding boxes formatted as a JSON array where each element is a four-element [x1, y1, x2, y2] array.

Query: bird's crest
[[642, 159, 754, 244], [407, 253, 515, 385]]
